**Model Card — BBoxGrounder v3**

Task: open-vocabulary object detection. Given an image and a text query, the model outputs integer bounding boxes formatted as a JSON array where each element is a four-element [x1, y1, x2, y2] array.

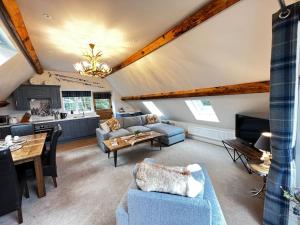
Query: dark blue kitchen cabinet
[[0, 126, 11, 139], [36, 117, 99, 142], [13, 85, 61, 110]]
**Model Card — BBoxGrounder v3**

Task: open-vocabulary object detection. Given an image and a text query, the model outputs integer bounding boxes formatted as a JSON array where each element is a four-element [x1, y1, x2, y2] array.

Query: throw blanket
[[135, 162, 203, 197]]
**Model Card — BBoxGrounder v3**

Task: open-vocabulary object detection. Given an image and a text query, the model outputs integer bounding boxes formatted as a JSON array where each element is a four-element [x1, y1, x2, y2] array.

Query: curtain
[[62, 91, 91, 98], [264, 3, 299, 225], [93, 92, 111, 99]]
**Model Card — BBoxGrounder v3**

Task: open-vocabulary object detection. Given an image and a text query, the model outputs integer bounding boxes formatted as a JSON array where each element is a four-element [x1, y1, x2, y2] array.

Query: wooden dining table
[[11, 133, 47, 198]]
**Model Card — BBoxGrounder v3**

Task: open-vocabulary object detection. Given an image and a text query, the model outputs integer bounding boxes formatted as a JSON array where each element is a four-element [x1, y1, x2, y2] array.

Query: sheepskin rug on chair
[[135, 161, 204, 198]]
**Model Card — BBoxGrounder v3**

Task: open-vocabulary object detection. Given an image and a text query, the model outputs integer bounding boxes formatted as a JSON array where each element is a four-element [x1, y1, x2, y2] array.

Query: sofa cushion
[[106, 118, 121, 131], [109, 128, 131, 139], [145, 123, 184, 137], [146, 114, 159, 124], [140, 115, 148, 125], [123, 116, 143, 128], [126, 126, 151, 134]]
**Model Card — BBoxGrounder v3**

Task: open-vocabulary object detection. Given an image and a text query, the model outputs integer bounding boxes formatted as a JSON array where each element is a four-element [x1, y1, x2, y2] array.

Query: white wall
[[0, 70, 136, 117], [105, 0, 288, 128]]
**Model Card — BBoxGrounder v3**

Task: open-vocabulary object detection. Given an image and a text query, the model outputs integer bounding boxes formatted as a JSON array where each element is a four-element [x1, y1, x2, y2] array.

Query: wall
[[0, 70, 136, 118], [106, 0, 288, 129]]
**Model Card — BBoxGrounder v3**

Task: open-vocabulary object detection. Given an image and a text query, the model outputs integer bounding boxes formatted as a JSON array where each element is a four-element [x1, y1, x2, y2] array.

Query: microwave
[[0, 115, 9, 125]]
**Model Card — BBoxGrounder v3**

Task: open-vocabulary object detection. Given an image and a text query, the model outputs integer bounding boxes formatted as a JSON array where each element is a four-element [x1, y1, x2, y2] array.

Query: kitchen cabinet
[[13, 85, 61, 110], [35, 116, 99, 142], [0, 126, 11, 139]]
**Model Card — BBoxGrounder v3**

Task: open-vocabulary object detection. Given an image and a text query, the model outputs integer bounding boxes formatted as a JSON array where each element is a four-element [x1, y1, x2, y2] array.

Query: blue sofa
[[96, 115, 185, 152], [116, 163, 227, 225]]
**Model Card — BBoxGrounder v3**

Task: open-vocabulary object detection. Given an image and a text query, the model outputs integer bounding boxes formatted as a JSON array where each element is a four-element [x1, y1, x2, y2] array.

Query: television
[[235, 114, 270, 146]]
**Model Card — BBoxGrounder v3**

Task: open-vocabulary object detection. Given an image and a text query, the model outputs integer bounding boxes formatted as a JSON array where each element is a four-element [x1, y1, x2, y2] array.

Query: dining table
[[11, 132, 47, 198]]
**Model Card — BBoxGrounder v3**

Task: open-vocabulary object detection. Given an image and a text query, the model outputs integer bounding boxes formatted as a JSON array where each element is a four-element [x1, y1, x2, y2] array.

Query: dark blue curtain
[[264, 2, 299, 225]]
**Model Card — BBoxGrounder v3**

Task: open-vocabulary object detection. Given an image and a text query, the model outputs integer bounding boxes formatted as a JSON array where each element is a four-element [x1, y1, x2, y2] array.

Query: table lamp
[[254, 132, 272, 165]]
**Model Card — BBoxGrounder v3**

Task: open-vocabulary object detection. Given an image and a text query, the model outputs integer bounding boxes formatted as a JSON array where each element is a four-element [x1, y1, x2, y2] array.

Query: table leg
[[108, 151, 110, 158], [34, 157, 46, 198], [114, 151, 118, 167]]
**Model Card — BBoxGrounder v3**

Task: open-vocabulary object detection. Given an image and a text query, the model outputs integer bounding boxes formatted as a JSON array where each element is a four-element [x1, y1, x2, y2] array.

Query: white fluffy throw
[[135, 162, 203, 198]]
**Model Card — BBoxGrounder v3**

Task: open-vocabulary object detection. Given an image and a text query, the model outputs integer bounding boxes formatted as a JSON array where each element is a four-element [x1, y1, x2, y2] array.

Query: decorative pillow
[[135, 162, 203, 198], [146, 114, 159, 124], [100, 122, 110, 133], [106, 118, 121, 131]]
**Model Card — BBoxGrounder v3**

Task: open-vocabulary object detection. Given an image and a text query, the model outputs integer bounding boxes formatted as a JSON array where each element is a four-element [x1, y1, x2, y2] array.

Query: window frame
[[142, 101, 163, 117], [62, 95, 93, 113], [185, 99, 219, 123]]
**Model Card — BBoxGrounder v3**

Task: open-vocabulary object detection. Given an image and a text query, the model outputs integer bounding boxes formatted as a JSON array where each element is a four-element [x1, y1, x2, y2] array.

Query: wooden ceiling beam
[[0, 100, 9, 107], [0, 0, 43, 74], [107, 0, 240, 77], [121, 81, 270, 100]]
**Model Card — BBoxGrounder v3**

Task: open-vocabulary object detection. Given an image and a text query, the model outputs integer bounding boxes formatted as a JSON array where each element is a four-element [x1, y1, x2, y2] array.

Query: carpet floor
[[0, 138, 264, 225]]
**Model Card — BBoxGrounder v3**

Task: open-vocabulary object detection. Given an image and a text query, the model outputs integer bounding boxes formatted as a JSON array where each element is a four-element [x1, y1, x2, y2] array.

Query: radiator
[[171, 121, 235, 146]]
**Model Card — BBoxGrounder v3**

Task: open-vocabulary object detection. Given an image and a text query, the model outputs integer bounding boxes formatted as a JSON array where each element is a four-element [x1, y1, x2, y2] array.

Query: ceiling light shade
[[254, 132, 272, 152], [73, 44, 112, 78]]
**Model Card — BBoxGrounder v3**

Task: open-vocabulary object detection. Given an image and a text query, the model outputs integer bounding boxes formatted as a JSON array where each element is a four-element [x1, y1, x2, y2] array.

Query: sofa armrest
[[128, 189, 212, 225], [96, 128, 110, 152]]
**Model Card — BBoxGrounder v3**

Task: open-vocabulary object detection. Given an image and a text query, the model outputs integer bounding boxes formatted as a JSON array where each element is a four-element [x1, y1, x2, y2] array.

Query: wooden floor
[[57, 137, 98, 152]]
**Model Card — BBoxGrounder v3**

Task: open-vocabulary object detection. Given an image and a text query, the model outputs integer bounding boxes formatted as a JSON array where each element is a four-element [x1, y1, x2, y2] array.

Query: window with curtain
[[62, 91, 92, 113], [93, 92, 111, 110]]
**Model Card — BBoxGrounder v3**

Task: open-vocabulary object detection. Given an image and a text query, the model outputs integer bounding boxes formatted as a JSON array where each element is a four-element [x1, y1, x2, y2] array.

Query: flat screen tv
[[235, 114, 270, 146]]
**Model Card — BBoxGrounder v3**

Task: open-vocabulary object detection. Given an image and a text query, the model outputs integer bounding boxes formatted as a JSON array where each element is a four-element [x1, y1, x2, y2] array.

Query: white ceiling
[[17, 0, 208, 72]]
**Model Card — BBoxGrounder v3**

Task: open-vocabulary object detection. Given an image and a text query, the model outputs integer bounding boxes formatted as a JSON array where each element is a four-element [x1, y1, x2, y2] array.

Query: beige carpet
[[0, 139, 264, 225]]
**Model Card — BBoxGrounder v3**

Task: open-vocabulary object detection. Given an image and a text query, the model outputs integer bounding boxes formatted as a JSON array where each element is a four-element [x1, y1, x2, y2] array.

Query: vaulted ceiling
[[17, 0, 208, 72]]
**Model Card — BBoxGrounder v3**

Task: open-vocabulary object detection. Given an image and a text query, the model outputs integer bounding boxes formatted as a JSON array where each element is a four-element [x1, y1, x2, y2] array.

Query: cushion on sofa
[[106, 118, 121, 131], [123, 116, 143, 128], [109, 128, 131, 139], [146, 114, 159, 124], [126, 126, 151, 134], [140, 115, 148, 125], [145, 123, 184, 137]]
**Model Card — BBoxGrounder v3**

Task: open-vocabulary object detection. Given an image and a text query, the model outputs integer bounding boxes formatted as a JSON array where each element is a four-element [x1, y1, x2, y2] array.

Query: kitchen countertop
[[0, 115, 100, 128]]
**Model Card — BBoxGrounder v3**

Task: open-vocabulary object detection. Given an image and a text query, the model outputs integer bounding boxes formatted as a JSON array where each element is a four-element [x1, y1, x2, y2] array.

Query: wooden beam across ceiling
[[107, 0, 240, 77], [0, 0, 43, 74], [121, 81, 270, 101]]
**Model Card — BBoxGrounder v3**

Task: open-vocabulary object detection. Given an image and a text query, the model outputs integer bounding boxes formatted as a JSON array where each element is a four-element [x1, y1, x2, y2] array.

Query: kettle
[[60, 113, 67, 119]]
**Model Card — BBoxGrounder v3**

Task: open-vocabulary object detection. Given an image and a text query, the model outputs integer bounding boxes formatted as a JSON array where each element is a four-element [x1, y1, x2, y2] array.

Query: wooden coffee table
[[103, 131, 164, 167]]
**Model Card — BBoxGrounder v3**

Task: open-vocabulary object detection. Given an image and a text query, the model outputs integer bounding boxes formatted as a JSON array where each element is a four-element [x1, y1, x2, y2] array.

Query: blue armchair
[[116, 164, 227, 225]]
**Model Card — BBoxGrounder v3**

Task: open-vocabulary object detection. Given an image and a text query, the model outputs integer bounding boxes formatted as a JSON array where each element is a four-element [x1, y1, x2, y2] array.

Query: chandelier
[[73, 43, 112, 78]]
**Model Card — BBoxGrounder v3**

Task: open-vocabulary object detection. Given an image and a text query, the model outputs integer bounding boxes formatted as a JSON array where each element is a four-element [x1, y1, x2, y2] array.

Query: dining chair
[[0, 148, 29, 224], [42, 124, 62, 187], [10, 124, 34, 137]]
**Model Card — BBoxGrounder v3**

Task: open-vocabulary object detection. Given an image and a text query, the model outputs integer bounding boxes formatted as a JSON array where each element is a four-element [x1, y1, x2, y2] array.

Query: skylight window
[[143, 101, 163, 117], [185, 100, 219, 122], [0, 28, 17, 66]]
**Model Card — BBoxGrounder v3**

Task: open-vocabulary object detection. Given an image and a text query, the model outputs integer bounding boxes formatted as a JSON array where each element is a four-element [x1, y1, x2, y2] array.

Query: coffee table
[[103, 131, 164, 167]]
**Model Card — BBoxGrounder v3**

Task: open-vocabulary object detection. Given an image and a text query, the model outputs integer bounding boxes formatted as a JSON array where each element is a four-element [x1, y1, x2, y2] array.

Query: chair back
[[10, 124, 34, 137], [48, 124, 62, 168], [0, 148, 20, 216]]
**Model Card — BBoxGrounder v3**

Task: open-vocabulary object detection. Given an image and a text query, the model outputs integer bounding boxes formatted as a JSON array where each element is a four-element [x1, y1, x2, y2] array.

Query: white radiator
[[170, 121, 235, 146]]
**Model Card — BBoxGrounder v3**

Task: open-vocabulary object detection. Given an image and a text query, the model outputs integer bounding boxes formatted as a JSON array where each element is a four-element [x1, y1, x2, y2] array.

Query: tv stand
[[222, 138, 263, 174]]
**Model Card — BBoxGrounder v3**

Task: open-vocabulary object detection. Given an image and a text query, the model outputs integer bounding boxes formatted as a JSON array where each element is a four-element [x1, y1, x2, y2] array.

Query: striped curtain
[[264, 2, 299, 225]]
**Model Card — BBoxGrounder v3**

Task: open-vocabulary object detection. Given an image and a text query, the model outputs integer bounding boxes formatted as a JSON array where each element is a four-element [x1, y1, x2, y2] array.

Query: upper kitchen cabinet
[[13, 85, 61, 110]]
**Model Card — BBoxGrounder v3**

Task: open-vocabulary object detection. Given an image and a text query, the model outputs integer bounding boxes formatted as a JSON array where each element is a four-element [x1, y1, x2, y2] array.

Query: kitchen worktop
[[0, 115, 100, 128]]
